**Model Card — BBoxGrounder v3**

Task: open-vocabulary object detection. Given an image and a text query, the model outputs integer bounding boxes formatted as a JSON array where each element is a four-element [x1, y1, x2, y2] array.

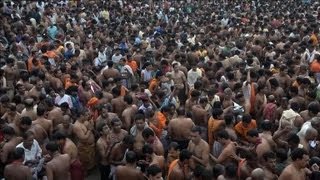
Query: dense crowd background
[[0, 0, 320, 180]]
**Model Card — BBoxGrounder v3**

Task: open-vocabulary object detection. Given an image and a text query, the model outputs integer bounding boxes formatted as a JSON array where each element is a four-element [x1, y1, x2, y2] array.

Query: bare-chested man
[[73, 110, 95, 172], [142, 144, 165, 171], [167, 107, 195, 150], [102, 61, 121, 80], [45, 141, 71, 180], [21, 98, 37, 121], [185, 90, 200, 113], [191, 97, 210, 140], [187, 126, 210, 169], [111, 86, 127, 118], [115, 151, 144, 180], [142, 128, 164, 156], [33, 106, 53, 137], [130, 113, 148, 155], [1, 126, 23, 164], [27, 80, 44, 100], [167, 149, 192, 180], [279, 148, 309, 180], [122, 95, 138, 131], [300, 102, 320, 122], [211, 130, 238, 166], [56, 115, 74, 140], [54, 131, 84, 180], [46, 99, 64, 129], [1, 103, 20, 124], [262, 152, 278, 180], [97, 123, 112, 180], [109, 117, 128, 146], [109, 135, 135, 178], [4, 147, 32, 180]]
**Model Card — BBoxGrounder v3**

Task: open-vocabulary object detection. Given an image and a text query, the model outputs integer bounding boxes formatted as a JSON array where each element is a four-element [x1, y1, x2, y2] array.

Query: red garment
[[70, 159, 85, 180]]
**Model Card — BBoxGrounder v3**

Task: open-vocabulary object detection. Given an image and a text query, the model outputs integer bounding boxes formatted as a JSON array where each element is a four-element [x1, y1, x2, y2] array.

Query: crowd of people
[[0, 0, 319, 180]]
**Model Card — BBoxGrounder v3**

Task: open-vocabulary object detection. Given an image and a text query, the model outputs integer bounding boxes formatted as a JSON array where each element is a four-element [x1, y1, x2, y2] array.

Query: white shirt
[[112, 54, 123, 64], [297, 121, 312, 137], [16, 139, 42, 163], [187, 68, 202, 88], [55, 94, 73, 108]]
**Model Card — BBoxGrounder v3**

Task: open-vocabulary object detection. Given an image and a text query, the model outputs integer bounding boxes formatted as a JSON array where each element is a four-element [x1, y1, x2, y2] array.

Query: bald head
[[251, 168, 265, 180]]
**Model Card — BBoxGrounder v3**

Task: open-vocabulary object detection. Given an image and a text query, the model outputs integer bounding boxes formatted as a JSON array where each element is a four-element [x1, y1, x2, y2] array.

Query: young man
[[167, 149, 192, 180], [146, 164, 163, 180], [45, 141, 71, 180], [1, 126, 22, 164], [279, 148, 309, 180], [115, 151, 144, 180]]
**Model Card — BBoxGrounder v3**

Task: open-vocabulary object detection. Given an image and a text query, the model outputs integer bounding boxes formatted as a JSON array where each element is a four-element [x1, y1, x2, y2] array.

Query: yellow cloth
[[78, 143, 95, 170]]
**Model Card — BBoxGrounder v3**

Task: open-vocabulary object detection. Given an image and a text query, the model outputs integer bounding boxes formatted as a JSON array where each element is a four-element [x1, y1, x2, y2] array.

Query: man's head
[[291, 148, 309, 169], [97, 122, 110, 136], [20, 116, 32, 131], [142, 144, 154, 161], [36, 105, 46, 117], [287, 133, 300, 149], [125, 151, 137, 164], [142, 128, 155, 144], [22, 131, 34, 149], [242, 114, 252, 127], [146, 164, 162, 180], [179, 149, 192, 165], [2, 126, 16, 141], [263, 151, 276, 171], [111, 117, 122, 133], [250, 168, 265, 180], [134, 113, 145, 130], [46, 141, 59, 156], [216, 130, 230, 145], [53, 131, 67, 147], [123, 135, 135, 150], [13, 147, 25, 161], [247, 129, 259, 143], [190, 126, 202, 144]]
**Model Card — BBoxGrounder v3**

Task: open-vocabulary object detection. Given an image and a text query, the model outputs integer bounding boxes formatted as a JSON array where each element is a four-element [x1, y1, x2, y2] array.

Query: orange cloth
[[167, 159, 179, 180], [207, 117, 224, 147], [87, 97, 99, 121], [310, 60, 320, 73], [311, 33, 318, 46], [249, 83, 256, 114], [127, 60, 138, 73], [120, 86, 128, 96], [27, 57, 42, 72], [150, 112, 166, 138], [237, 159, 246, 177], [234, 120, 257, 139], [149, 79, 159, 94], [43, 50, 58, 59]]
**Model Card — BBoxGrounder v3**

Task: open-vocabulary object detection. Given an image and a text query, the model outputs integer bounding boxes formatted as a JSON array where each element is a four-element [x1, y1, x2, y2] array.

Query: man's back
[[46, 154, 71, 180], [4, 164, 32, 180], [115, 165, 144, 180]]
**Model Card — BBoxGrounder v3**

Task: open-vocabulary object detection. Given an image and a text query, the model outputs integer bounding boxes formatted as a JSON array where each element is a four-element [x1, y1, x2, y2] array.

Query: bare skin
[[4, 161, 32, 180], [168, 116, 195, 141], [122, 105, 138, 131], [187, 133, 210, 168], [168, 160, 192, 180], [1, 111, 20, 124], [279, 163, 307, 180], [211, 140, 238, 166], [61, 138, 78, 164], [191, 105, 209, 127], [48, 107, 64, 129], [21, 108, 37, 121], [0, 136, 23, 164], [46, 153, 71, 180], [29, 124, 48, 147], [115, 164, 144, 180], [111, 96, 127, 118], [33, 116, 53, 137]]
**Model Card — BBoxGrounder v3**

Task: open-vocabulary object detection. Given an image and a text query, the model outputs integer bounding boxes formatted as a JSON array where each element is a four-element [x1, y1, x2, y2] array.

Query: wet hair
[[123, 135, 135, 146], [212, 108, 223, 118], [20, 116, 32, 126], [290, 102, 300, 112], [2, 126, 15, 136], [125, 151, 137, 163], [179, 149, 192, 161], [146, 164, 162, 177], [142, 128, 155, 139], [46, 141, 59, 152], [216, 130, 230, 140], [308, 102, 320, 115], [276, 148, 288, 162], [112, 86, 121, 96], [224, 114, 234, 126], [247, 129, 259, 137], [60, 102, 69, 109], [142, 144, 154, 154], [13, 147, 25, 160], [291, 148, 308, 161]]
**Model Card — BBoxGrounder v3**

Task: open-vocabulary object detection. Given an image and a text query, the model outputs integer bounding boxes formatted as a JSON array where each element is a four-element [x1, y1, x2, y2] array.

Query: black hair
[[146, 164, 162, 177], [224, 114, 234, 126], [191, 126, 202, 134], [276, 148, 288, 162], [212, 164, 225, 179], [177, 107, 186, 116], [242, 114, 252, 124], [53, 131, 66, 140], [287, 133, 300, 144], [291, 148, 308, 161], [261, 120, 272, 131], [263, 151, 276, 162], [13, 147, 25, 160], [20, 116, 32, 126], [22, 131, 34, 140], [247, 129, 259, 137], [142, 128, 155, 139], [142, 144, 154, 154], [290, 102, 300, 112], [2, 126, 15, 135], [60, 102, 69, 109], [212, 108, 223, 119], [134, 113, 145, 121], [169, 142, 179, 151], [125, 151, 137, 163], [308, 102, 320, 115], [123, 135, 135, 146], [124, 95, 133, 105], [216, 130, 230, 140], [36, 105, 46, 116], [46, 141, 59, 152], [179, 149, 192, 161], [110, 117, 121, 126], [225, 163, 237, 178]]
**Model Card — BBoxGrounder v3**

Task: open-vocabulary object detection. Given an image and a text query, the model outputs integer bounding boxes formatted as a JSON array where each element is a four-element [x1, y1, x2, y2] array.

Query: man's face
[[149, 172, 163, 180], [266, 158, 276, 170], [36, 81, 43, 90], [190, 131, 201, 143], [23, 135, 34, 149], [102, 125, 110, 135], [298, 155, 310, 168], [135, 119, 145, 130], [112, 121, 122, 132]]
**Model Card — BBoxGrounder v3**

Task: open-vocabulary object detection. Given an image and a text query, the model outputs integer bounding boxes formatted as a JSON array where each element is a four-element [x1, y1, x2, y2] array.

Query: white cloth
[[16, 139, 42, 164], [187, 68, 202, 88], [297, 121, 312, 137], [55, 94, 73, 108]]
